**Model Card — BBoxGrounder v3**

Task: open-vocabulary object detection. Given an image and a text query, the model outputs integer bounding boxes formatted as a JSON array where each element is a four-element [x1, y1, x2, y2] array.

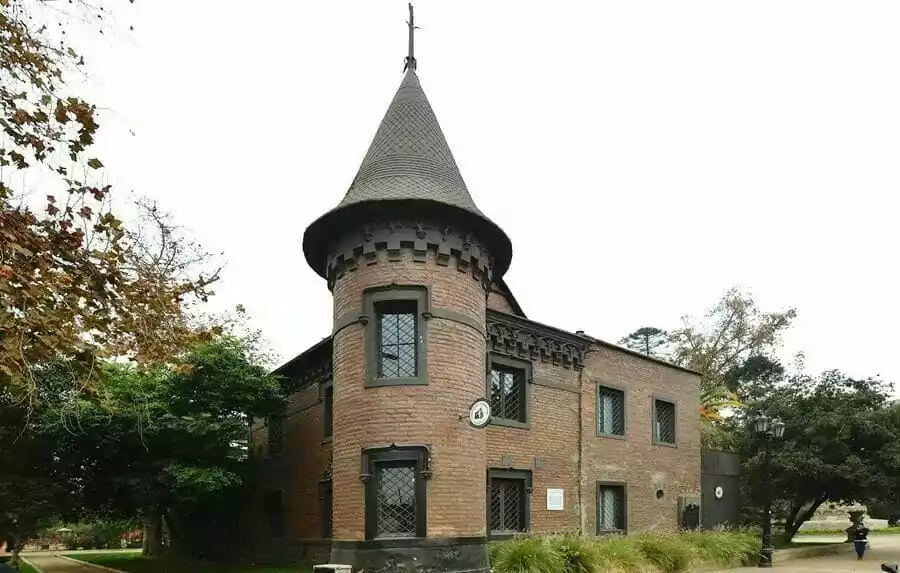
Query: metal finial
[[404, 3, 418, 72]]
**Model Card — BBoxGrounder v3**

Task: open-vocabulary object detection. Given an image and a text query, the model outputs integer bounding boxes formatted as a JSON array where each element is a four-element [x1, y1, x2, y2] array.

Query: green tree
[[619, 327, 670, 358], [42, 336, 283, 557], [738, 370, 900, 539]]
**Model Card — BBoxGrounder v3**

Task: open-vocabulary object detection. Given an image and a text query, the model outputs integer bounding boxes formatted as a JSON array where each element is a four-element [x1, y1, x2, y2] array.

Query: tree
[[619, 326, 670, 358], [669, 287, 796, 391], [1, 0, 216, 399], [738, 370, 900, 539], [44, 336, 283, 557]]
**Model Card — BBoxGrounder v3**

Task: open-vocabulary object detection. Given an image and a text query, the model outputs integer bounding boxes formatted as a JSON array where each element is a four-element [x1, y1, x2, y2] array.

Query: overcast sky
[[69, 1, 899, 382]]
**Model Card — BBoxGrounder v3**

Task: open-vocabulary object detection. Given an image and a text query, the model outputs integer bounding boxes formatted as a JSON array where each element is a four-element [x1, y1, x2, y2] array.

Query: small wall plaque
[[547, 488, 564, 511]]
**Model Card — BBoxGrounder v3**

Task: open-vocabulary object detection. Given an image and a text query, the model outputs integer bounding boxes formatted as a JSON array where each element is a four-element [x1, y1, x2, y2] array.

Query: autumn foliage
[[1, 0, 218, 396]]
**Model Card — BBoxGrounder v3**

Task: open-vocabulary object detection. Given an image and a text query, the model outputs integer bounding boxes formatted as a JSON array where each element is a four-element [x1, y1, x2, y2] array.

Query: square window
[[597, 386, 625, 437], [376, 300, 418, 378], [263, 490, 284, 538], [488, 355, 530, 427], [488, 470, 531, 536], [597, 484, 626, 533], [363, 446, 428, 540], [268, 414, 284, 456], [322, 382, 333, 439], [654, 399, 676, 445]]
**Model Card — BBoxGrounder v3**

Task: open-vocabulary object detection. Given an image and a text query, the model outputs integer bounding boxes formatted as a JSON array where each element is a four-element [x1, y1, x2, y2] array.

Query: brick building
[[249, 13, 702, 572]]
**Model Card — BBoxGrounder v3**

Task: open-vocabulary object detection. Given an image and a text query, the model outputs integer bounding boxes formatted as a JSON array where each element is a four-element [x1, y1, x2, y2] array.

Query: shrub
[[633, 533, 696, 573], [491, 536, 565, 573], [549, 535, 605, 573]]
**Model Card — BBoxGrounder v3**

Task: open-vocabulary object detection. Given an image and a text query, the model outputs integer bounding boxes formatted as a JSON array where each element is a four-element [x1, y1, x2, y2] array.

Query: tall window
[[319, 480, 333, 538], [488, 355, 530, 426], [363, 446, 428, 540], [364, 286, 428, 387], [322, 381, 333, 439], [263, 490, 284, 538], [596, 483, 626, 533], [654, 399, 676, 445], [267, 414, 284, 456], [597, 386, 625, 437], [488, 469, 531, 537], [376, 300, 418, 379]]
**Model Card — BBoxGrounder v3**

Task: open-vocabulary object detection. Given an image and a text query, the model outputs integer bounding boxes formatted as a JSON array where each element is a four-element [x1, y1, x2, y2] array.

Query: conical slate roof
[[303, 69, 512, 279]]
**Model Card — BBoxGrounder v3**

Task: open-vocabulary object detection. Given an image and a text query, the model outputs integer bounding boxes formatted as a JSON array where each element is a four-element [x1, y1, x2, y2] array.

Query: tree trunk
[[141, 509, 163, 557], [8, 535, 22, 567], [784, 497, 827, 540]]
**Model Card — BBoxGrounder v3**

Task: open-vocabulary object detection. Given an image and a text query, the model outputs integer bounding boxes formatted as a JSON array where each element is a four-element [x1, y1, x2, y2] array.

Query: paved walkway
[[22, 556, 104, 573], [714, 536, 900, 572]]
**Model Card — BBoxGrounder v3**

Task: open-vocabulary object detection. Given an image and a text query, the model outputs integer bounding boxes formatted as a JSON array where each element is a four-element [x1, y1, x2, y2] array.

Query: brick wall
[[581, 345, 702, 533], [330, 248, 489, 539]]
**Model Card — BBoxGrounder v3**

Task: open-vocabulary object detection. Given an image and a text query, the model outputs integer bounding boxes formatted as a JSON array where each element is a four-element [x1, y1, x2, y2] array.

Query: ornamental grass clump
[[491, 536, 566, 573], [680, 529, 760, 566], [594, 535, 647, 573], [549, 534, 605, 573], [633, 532, 696, 573]]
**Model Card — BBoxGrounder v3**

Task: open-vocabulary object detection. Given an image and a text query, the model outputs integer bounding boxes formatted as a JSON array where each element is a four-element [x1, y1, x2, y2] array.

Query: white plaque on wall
[[547, 488, 564, 511]]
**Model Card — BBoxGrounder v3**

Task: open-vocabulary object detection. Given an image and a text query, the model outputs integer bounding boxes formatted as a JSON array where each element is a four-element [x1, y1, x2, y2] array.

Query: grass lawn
[[71, 552, 310, 573], [18, 562, 41, 573]]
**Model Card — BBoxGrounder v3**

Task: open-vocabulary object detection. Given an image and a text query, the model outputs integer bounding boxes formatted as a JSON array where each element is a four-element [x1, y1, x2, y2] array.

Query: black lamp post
[[753, 412, 785, 568]]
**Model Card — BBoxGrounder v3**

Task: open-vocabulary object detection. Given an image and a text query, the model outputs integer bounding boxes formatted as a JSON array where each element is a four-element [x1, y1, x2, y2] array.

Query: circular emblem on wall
[[468, 399, 492, 428], [714, 486, 724, 499]]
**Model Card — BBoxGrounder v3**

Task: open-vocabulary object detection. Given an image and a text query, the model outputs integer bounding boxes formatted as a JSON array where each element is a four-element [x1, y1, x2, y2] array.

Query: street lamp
[[753, 411, 785, 568]]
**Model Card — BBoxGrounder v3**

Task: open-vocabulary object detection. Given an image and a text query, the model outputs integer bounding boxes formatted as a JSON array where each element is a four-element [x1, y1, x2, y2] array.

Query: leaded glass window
[[490, 366, 526, 423], [375, 461, 417, 538], [376, 300, 418, 379], [268, 414, 283, 455], [654, 399, 676, 444], [597, 484, 626, 533], [323, 383, 333, 439], [597, 386, 625, 436], [490, 478, 526, 534]]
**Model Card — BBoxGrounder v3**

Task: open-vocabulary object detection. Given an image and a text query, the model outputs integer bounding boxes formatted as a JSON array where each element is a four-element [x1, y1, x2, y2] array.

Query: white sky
[[66, 1, 899, 382]]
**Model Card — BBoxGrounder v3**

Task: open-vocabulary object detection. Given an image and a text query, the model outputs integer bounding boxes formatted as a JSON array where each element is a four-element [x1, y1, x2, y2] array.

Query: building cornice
[[486, 309, 589, 370]]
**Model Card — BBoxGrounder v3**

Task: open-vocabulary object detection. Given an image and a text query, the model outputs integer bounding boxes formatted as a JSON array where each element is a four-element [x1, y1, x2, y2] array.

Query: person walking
[[853, 520, 871, 560]]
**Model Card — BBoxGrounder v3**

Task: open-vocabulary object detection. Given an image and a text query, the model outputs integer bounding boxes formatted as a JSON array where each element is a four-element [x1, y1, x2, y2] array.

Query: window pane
[[490, 478, 525, 534], [490, 366, 526, 423], [655, 400, 676, 444], [268, 415, 284, 455], [490, 370, 503, 412], [321, 482, 333, 538], [377, 303, 417, 378], [599, 486, 624, 531], [598, 387, 624, 436], [323, 386, 333, 438], [376, 462, 417, 538]]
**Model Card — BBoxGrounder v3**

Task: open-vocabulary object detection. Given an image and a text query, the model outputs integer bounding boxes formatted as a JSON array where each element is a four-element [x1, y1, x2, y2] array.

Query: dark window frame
[[596, 481, 627, 535], [652, 396, 678, 447], [267, 412, 284, 456], [364, 286, 429, 387], [362, 445, 429, 540], [487, 468, 532, 539], [321, 378, 333, 441], [487, 354, 531, 429], [263, 489, 285, 539], [318, 479, 333, 539], [596, 383, 627, 439]]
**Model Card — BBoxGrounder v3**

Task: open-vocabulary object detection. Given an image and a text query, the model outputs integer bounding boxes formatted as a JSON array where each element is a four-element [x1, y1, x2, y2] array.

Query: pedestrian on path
[[853, 520, 871, 560]]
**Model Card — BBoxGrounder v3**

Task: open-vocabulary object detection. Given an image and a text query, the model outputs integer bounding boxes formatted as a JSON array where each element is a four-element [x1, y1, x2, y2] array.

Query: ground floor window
[[596, 482, 626, 534], [319, 480, 333, 538], [363, 446, 428, 540], [263, 490, 284, 538], [488, 469, 531, 537]]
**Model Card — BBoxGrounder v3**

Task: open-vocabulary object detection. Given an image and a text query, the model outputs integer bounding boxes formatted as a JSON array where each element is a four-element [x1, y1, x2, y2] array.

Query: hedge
[[490, 530, 760, 573]]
